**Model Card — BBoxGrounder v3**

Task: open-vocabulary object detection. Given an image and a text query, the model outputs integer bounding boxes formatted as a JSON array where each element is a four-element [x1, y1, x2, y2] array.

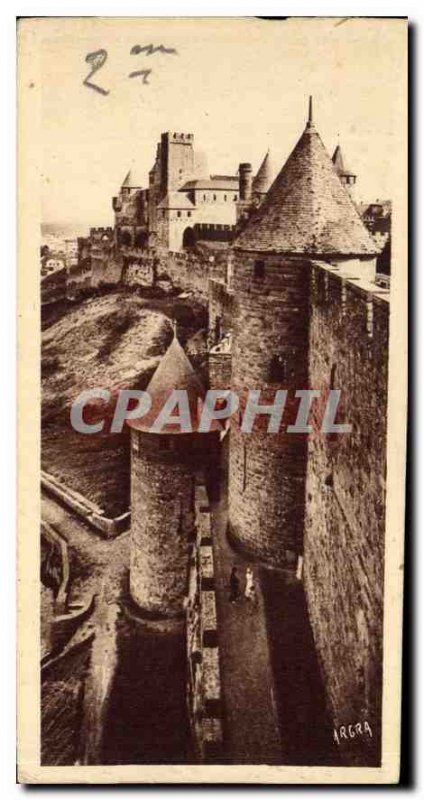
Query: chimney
[[239, 163, 253, 202]]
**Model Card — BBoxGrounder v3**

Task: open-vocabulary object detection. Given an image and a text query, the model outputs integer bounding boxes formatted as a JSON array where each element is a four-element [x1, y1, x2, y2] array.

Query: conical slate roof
[[332, 145, 355, 178], [235, 113, 377, 256], [121, 167, 144, 189], [127, 335, 220, 434], [253, 150, 273, 195]]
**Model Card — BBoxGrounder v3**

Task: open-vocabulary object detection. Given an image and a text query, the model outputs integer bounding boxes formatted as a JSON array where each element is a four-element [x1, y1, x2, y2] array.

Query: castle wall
[[207, 278, 234, 389], [163, 251, 227, 298], [41, 267, 67, 306], [69, 239, 92, 293], [123, 256, 155, 288], [130, 430, 211, 616], [228, 251, 310, 565], [192, 196, 237, 226], [89, 228, 122, 286], [303, 261, 389, 765], [156, 209, 195, 252], [186, 485, 223, 763], [91, 253, 123, 287], [208, 279, 234, 345], [195, 223, 235, 245], [118, 248, 228, 299], [208, 351, 232, 391]]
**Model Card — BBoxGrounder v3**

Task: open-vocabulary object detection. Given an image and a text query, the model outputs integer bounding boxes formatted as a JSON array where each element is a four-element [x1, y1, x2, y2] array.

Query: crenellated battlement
[[89, 226, 114, 238], [309, 259, 389, 343], [165, 131, 194, 142]]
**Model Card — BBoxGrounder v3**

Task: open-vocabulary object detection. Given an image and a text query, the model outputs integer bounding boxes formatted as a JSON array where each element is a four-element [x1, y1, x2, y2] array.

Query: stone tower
[[160, 131, 196, 195], [228, 98, 378, 567], [112, 169, 149, 248], [332, 144, 357, 198], [236, 152, 273, 227], [128, 335, 220, 617], [238, 162, 253, 203]]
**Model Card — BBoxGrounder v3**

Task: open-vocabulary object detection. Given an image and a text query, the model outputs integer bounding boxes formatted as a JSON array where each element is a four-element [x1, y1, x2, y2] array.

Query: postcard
[[17, 16, 407, 783]]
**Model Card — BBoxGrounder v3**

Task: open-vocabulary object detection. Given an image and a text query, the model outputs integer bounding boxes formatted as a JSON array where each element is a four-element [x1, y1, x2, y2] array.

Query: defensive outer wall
[[207, 256, 389, 764], [44, 231, 390, 764], [304, 260, 389, 765]]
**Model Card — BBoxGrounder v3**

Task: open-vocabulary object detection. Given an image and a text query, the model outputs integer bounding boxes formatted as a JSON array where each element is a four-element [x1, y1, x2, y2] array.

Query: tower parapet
[[160, 131, 196, 196]]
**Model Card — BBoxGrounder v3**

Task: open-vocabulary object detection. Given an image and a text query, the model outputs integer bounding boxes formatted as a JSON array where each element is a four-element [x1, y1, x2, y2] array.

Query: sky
[[32, 17, 406, 229]]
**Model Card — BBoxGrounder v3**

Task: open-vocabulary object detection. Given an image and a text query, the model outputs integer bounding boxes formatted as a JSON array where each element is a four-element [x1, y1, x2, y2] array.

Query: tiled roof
[[234, 117, 378, 256], [180, 176, 238, 191], [253, 150, 273, 195], [127, 336, 220, 434], [157, 191, 195, 210]]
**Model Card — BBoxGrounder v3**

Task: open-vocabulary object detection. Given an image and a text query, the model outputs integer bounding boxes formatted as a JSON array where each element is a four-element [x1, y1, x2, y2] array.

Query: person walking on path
[[245, 566, 256, 606], [229, 565, 240, 604]]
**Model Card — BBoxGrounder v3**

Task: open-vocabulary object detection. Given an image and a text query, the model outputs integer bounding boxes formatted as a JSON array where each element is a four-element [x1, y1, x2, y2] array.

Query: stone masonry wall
[[208, 279, 234, 345], [229, 251, 310, 566], [186, 484, 223, 763], [119, 249, 228, 300], [123, 256, 155, 288], [164, 251, 227, 299], [130, 430, 197, 617], [304, 261, 389, 765], [208, 350, 232, 391], [91, 251, 123, 287]]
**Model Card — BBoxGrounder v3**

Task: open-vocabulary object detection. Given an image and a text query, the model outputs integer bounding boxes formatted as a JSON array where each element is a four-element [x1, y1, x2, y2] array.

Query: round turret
[[239, 162, 253, 203], [127, 335, 219, 617], [229, 99, 378, 568]]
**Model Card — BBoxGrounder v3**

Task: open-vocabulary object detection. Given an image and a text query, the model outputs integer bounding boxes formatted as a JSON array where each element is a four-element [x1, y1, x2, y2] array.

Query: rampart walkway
[[210, 492, 283, 764]]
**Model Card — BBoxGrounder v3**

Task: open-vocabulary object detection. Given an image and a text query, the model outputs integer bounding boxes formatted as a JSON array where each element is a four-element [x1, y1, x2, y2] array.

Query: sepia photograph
[[17, 15, 407, 784]]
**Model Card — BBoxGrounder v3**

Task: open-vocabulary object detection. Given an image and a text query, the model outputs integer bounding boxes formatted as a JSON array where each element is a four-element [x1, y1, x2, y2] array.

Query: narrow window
[[177, 211, 181, 218], [187, 211, 192, 218], [213, 194, 217, 201], [234, 194, 238, 201], [224, 194, 227, 201], [330, 364, 337, 389], [254, 259, 265, 279]]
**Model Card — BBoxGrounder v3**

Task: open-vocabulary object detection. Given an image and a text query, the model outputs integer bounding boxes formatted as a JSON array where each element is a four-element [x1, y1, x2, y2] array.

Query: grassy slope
[[41, 293, 173, 516]]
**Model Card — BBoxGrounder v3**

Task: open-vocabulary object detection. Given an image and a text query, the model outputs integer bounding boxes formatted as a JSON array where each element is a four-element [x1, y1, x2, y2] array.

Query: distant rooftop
[[332, 145, 355, 179], [181, 176, 239, 191], [253, 151, 274, 195], [121, 167, 145, 189]]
